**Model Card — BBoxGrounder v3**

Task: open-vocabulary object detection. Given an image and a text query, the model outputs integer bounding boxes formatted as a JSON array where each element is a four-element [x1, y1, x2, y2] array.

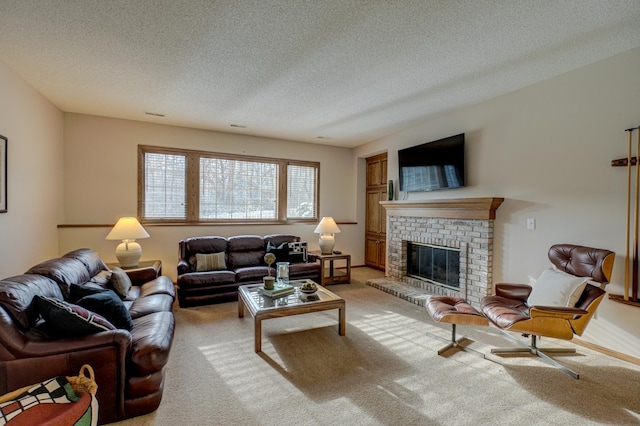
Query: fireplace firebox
[[407, 242, 460, 289]]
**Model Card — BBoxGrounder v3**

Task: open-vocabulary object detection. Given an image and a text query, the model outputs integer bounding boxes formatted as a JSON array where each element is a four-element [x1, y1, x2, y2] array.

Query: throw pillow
[[266, 241, 289, 263], [196, 252, 227, 272], [89, 269, 112, 286], [527, 267, 590, 307], [110, 267, 132, 298], [35, 296, 116, 337], [69, 283, 107, 303], [77, 290, 133, 330]]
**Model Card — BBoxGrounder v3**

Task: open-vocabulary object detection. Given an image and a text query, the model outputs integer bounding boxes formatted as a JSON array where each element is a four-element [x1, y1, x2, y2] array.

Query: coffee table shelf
[[238, 280, 346, 352]]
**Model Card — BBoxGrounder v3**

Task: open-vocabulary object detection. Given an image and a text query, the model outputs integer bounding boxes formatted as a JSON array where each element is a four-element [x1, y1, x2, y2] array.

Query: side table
[[106, 260, 162, 284], [310, 252, 351, 286]]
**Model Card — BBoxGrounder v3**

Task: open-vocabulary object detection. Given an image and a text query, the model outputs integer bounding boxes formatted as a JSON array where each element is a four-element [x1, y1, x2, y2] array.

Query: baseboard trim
[[573, 337, 640, 366]]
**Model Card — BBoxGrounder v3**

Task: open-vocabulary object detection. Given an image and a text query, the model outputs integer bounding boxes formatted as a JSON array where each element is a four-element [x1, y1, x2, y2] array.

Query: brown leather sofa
[[177, 234, 321, 307], [0, 248, 175, 424]]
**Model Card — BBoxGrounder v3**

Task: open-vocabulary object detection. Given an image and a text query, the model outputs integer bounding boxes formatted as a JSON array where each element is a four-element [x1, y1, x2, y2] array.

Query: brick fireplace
[[378, 197, 503, 307]]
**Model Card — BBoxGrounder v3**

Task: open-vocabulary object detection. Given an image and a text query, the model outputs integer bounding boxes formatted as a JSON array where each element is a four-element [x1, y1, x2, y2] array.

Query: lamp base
[[318, 235, 335, 255], [115, 241, 142, 268]]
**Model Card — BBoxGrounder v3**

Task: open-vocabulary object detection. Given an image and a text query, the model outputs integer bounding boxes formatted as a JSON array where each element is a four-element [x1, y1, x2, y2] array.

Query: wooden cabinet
[[365, 234, 386, 269], [367, 154, 387, 187], [365, 153, 387, 270]]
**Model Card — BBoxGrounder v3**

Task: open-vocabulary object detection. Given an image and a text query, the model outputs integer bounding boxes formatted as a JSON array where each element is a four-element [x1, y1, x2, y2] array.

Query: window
[[287, 164, 317, 219], [139, 145, 319, 223], [143, 152, 186, 219]]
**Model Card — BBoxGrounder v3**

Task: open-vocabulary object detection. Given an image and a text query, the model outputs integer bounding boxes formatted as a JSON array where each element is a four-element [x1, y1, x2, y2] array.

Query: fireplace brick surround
[[367, 198, 503, 308]]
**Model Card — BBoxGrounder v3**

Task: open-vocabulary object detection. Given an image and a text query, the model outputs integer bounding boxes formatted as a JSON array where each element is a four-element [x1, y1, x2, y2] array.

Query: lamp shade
[[106, 217, 149, 268], [314, 217, 341, 234], [314, 217, 341, 254], [106, 217, 150, 241]]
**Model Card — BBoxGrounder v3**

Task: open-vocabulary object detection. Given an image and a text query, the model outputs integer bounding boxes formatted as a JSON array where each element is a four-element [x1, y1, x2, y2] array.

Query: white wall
[[59, 114, 362, 280], [355, 48, 640, 358], [0, 59, 63, 277]]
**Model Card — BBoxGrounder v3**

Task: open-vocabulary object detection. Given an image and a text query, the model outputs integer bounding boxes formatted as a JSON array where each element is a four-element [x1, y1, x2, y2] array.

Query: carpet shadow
[[502, 362, 640, 424], [261, 323, 443, 426]]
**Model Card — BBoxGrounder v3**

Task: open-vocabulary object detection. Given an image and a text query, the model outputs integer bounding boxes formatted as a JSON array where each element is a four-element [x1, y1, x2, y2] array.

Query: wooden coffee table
[[238, 280, 346, 352]]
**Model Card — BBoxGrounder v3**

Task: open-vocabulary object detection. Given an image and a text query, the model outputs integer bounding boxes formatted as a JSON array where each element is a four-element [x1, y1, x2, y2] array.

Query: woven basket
[[67, 364, 98, 396], [0, 364, 98, 404]]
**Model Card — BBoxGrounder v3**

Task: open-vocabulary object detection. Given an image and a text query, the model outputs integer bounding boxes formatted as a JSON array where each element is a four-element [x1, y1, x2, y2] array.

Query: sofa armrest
[[119, 260, 162, 286], [529, 305, 589, 320], [494, 283, 532, 301], [18, 329, 132, 358], [177, 259, 192, 276]]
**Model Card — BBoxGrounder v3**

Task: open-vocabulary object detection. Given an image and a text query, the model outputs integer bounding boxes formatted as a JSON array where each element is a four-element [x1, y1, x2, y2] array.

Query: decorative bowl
[[300, 281, 318, 294]]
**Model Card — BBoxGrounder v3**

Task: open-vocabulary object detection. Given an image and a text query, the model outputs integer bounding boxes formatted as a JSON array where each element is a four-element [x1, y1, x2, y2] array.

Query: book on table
[[258, 282, 294, 298]]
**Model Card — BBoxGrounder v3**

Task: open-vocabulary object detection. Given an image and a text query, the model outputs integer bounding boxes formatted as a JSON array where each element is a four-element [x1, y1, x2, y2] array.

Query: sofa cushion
[[129, 311, 175, 375], [195, 252, 227, 272], [62, 248, 109, 277], [110, 267, 132, 298], [127, 369, 165, 399], [184, 236, 229, 272], [289, 262, 320, 278], [186, 236, 228, 254], [35, 295, 116, 336], [227, 235, 265, 269], [138, 276, 176, 298], [177, 270, 236, 288], [77, 290, 133, 330], [26, 258, 91, 299], [235, 266, 271, 283], [129, 294, 174, 318], [228, 235, 264, 252], [0, 274, 63, 330]]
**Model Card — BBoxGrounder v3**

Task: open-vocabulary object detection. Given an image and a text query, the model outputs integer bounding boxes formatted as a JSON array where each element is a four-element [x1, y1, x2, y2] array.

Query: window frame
[[138, 145, 320, 224]]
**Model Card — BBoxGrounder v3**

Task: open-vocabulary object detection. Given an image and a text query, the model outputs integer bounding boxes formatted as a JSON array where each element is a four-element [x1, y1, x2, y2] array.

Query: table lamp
[[106, 217, 150, 268], [314, 217, 341, 254]]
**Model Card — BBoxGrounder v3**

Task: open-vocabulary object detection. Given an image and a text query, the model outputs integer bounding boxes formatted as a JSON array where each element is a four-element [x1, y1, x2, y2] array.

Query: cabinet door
[[365, 235, 380, 267], [366, 188, 387, 235], [367, 154, 388, 186], [366, 189, 381, 234], [380, 157, 388, 185], [365, 235, 386, 269]]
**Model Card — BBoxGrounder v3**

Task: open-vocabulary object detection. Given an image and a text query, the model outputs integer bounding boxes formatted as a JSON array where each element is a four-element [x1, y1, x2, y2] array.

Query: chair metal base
[[491, 330, 580, 379], [428, 324, 486, 359]]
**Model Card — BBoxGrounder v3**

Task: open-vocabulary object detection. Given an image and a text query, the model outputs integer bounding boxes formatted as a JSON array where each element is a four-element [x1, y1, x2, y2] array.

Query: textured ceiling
[[1, 1, 639, 148]]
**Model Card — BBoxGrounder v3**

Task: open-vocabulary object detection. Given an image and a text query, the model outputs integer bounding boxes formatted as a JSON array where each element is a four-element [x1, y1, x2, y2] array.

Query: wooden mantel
[[380, 197, 504, 220]]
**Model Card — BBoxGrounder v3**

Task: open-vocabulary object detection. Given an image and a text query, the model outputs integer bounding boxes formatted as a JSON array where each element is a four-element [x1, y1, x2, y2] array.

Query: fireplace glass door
[[407, 242, 460, 289]]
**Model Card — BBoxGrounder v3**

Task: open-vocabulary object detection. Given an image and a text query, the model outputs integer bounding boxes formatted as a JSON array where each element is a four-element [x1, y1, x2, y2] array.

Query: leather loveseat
[[177, 234, 321, 307], [0, 248, 175, 424]]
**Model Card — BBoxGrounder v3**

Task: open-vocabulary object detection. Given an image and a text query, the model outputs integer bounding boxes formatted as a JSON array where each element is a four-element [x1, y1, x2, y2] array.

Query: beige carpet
[[111, 268, 640, 425]]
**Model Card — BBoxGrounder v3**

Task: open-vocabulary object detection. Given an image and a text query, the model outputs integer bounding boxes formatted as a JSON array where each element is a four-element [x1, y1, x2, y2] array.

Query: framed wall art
[[0, 135, 6, 213]]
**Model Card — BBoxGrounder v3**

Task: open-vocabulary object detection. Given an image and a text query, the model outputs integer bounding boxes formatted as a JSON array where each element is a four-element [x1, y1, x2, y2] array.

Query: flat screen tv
[[398, 133, 465, 192]]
